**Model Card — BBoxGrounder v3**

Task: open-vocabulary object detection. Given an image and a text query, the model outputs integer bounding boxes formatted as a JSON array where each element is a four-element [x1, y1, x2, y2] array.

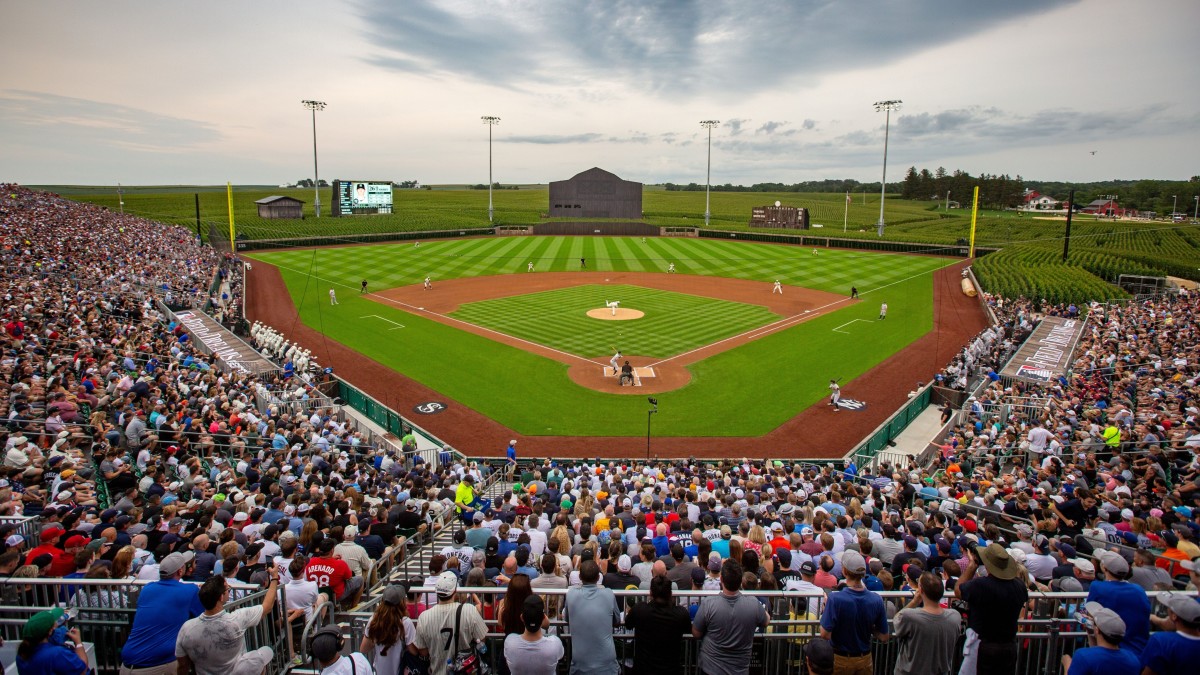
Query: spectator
[[174, 568, 279, 675], [626, 574, 693, 675], [892, 572, 960, 675], [310, 626, 373, 675], [1086, 550, 1150, 656], [802, 638, 835, 675], [955, 543, 1028, 675], [503, 595, 564, 675], [305, 538, 362, 607], [1139, 593, 1200, 675], [359, 585, 415, 675], [693, 558, 769, 675], [413, 572, 487, 675], [565, 560, 620, 675], [15, 608, 89, 675], [1060, 602, 1139, 675], [819, 551, 889, 675], [119, 552, 203, 675]]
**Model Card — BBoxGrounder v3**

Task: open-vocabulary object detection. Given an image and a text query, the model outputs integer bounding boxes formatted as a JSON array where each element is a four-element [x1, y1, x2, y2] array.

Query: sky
[[1, 0, 1197, 187]]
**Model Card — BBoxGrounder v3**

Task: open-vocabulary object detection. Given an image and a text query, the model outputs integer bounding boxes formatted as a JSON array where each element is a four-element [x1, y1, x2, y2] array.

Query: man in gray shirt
[[565, 560, 620, 675], [692, 558, 768, 675], [892, 572, 961, 675]]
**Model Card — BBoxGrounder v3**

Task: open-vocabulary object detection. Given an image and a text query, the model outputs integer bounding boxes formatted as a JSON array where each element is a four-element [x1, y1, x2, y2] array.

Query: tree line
[[662, 179, 896, 193], [901, 167, 1026, 209]]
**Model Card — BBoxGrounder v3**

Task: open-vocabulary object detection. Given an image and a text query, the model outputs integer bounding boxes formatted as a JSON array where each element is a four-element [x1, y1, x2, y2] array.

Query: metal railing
[[846, 384, 934, 471], [329, 586, 1197, 675], [0, 515, 44, 543], [0, 577, 290, 675]]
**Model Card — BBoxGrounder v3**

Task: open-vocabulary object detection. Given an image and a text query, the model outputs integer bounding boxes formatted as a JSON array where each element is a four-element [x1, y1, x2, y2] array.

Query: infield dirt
[[246, 260, 985, 458]]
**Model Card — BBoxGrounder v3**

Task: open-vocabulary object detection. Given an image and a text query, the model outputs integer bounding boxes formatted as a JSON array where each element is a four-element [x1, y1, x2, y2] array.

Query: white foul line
[[361, 314, 406, 330], [833, 318, 873, 334]]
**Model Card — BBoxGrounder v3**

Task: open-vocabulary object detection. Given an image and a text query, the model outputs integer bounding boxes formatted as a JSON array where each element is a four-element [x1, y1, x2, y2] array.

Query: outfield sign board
[[999, 316, 1087, 383], [332, 180, 393, 216]]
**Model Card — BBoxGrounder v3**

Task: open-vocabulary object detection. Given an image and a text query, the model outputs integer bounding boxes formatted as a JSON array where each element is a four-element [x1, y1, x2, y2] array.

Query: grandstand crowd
[[0, 185, 1197, 675]]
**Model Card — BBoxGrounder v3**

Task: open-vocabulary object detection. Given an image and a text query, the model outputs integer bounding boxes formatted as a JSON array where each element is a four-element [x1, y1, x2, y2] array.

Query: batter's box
[[605, 366, 656, 387]]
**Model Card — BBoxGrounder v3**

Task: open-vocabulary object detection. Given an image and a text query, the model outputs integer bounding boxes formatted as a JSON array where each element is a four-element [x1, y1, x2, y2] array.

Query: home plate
[[604, 366, 655, 386]]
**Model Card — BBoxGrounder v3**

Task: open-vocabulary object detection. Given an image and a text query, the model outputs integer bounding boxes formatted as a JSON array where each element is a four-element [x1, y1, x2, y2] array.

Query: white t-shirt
[[367, 615, 415, 675], [175, 607, 267, 675], [503, 633, 564, 675], [320, 653, 373, 675], [286, 579, 320, 621]]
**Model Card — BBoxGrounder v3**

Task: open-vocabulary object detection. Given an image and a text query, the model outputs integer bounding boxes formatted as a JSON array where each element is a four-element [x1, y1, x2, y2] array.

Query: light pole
[[646, 397, 658, 461], [945, 191, 951, 211], [1101, 194, 1118, 218], [301, 100, 326, 217], [1193, 195, 1198, 220], [700, 120, 720, 226], [482, 116, 501, 222], [873, 100, 902, 237], [1172, 195, 1178, 219], [117, 183, 124, 214]]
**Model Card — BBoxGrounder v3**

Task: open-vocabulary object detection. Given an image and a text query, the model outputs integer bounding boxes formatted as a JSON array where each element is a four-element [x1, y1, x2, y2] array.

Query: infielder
[[360, 280, 368, 294], [329, 288, 338, 305], [414, 241, 420, 248], [829, 379, 841, 411], [772, 280, 783, 294], [424, 277, 432, 290], [609, 347, 622, 375], [606, 300, 620, 316], [879, 302, 888, 319], [851, 286, 858, 299], [667, 263, 676, 273], [527, 261, 534, 272]]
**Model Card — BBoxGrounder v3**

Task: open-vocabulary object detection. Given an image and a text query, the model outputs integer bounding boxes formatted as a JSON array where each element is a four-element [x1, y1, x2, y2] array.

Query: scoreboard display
[[332, 180, 393, 216]]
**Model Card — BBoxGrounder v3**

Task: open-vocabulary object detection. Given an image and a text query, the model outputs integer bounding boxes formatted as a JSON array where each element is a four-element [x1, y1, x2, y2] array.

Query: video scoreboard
[[332, 180, 393, 216]]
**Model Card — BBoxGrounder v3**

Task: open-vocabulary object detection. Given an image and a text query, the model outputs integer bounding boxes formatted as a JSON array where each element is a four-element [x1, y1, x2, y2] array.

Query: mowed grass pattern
[[250, 237, 952, 436], [255, 236, 948, 301], [451, 284, 779, 358]]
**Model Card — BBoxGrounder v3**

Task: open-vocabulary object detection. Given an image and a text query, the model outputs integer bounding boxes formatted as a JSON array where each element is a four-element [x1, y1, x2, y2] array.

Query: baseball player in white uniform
[[829, 380, 841, 411], [879, 302, 888, 320], [527, 261, 534, 272], [606, 300, 620, 316], [667, 263, 676, 273], [424, 277, 432, 290], [328, 288, 338, 305], [772, 280, 783, 294], [609, 348, 622, 375]]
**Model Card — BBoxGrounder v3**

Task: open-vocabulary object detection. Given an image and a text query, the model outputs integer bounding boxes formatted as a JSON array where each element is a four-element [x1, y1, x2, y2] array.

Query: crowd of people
[[0, 185, 1197, 675]]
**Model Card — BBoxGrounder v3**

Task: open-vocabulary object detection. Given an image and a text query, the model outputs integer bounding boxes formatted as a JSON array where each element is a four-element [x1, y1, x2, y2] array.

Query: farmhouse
[[1080, 198, 1123, 217], [548, 167, 642, 219], [255, 195, 304, 219], [1021, 190, 1059, 211]]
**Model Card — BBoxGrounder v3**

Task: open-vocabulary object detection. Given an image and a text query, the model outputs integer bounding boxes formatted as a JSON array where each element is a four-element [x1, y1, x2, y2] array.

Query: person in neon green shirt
[[1102, 425, 1121, 449], [456, 475, 488, 524]]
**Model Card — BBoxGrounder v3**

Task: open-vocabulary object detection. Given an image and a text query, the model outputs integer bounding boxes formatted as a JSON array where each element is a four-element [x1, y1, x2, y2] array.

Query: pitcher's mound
[[586, 308, 645, 321]]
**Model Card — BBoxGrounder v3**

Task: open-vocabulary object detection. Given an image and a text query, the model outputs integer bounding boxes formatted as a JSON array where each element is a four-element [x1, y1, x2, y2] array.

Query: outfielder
[[606, 300, 620, 316], [527, 261, 534, 272], [829, 379, 841, 411], [609, 347, 622, 375], [667, 263, 676, 273], [329, 288, 338, 305], [879, 302, 888, 320], [772, 280, 783, 294]]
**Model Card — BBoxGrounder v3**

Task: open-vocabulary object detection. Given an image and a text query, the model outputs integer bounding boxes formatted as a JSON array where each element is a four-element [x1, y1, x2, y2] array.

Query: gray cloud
[[356, 0, 1078, 97], [0, 90, 220, 151], [724, 118, 748, 136], [756, 121, 787, 135], [801, 119, 817, 130], [505, 131, 651, 145]]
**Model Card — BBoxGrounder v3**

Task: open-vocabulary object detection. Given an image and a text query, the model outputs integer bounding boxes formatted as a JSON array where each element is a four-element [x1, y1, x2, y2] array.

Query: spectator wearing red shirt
[[47, 535, 90, 578], [305, 538, 362, 606], [24, 526, 65, 567]]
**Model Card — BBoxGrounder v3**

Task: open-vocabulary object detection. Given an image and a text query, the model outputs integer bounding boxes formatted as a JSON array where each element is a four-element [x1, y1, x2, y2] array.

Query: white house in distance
[[1021, 189, 1060, 211]]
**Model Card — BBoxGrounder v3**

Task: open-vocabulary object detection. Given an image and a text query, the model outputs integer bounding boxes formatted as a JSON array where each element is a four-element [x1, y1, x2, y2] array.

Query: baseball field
[[247, 236, 966, 448]]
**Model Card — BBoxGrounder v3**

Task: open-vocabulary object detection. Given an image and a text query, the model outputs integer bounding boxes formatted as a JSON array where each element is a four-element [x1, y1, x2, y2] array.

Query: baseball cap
[[22, 608, 64, 641], [800, 560, 818, 576], [5, 534, 23, 547], [64, 535, 89, 549], [435, 570, 459, 598], [776, 548, 792, 567], [707, 558, 722, 572], [769, 522, 784, 533], [1093, 550, 1130, 576], [1083, 602, 1126, 638], [159, 551, 196, 577], [1158, 592, 1200, 622], [382, 585, 405, 606], [803, 638, 835, 672], [617, 554, 632, 572], [1069, 558, 1095, 575], [690, 566, 707, 586], [841, 550, 867, 575]]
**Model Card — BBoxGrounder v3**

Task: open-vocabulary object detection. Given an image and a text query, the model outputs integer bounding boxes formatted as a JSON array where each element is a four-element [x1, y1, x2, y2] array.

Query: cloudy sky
[[1, 0, 1196, 186]]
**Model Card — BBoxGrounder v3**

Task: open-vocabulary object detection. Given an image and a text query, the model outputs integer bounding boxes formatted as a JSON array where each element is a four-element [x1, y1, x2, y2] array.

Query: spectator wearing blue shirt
[[15, 608, 89, 675], [1140, 592, 1200, 675], [1085, 551, 1150, 656], [1060, 602, 1140, 675], [820, 551, 889, 673], [119, 551, 204, 674]]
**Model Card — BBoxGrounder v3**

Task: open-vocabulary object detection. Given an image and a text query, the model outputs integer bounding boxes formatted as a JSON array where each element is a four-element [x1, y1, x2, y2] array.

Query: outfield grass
[[450, 284, 780, 359], [250, 237, 949, 436]]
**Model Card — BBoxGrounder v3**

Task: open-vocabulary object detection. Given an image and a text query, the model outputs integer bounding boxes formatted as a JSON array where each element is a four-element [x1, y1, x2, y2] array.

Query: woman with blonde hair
[[745, 525, 767, 555], [110, 545, 136, 580]]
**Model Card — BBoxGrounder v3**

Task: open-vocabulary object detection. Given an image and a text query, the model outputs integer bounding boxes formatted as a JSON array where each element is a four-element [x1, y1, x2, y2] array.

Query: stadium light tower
[[482, 116, 501, 222], [700, 120, 720, 227], [873, 100, 902, 237], [302, 100, 327, 217]]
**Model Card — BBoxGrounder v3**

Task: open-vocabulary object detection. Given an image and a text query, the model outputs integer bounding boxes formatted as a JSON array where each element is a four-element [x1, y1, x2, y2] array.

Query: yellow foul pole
[[968, 185, 980, 258], [226, 180, 236, 251]]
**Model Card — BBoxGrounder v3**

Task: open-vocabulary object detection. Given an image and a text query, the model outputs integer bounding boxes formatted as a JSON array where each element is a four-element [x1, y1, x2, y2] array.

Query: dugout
[[548, 167, 642, 220]]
